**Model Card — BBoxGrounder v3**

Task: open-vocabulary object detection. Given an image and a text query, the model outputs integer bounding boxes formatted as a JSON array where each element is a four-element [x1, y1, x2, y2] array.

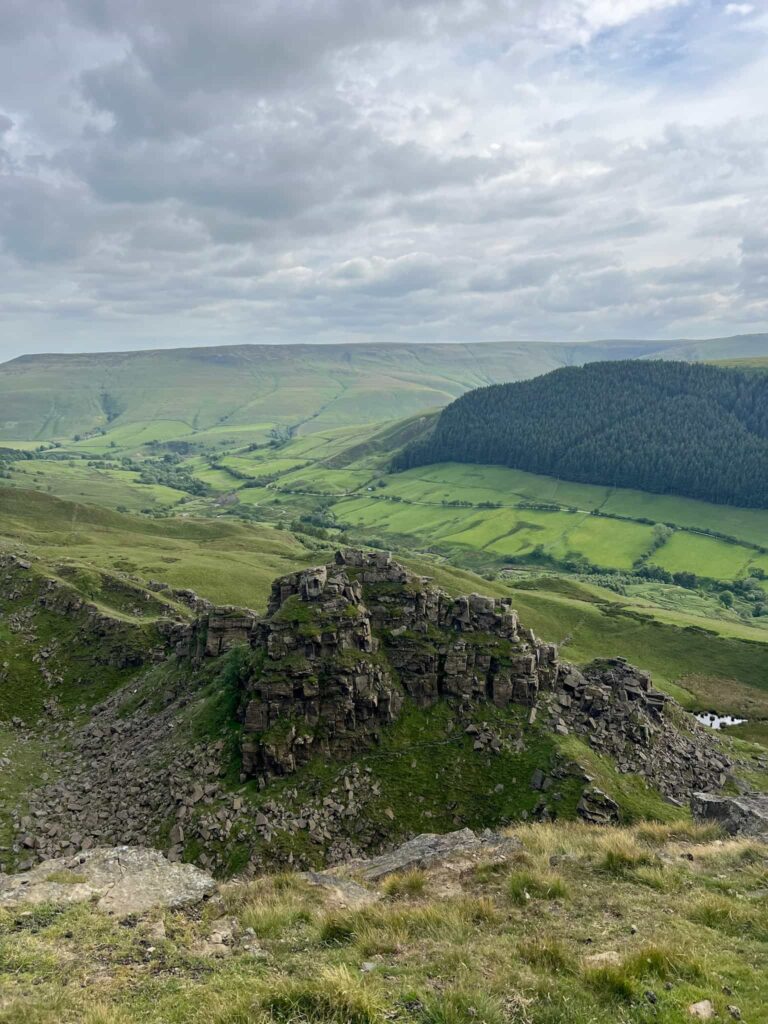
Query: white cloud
[[0, 0, 766, 358]]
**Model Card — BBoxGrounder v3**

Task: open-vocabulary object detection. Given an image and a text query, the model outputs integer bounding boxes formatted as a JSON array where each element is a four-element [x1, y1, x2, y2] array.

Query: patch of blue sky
[[554, 1, 761, 92]]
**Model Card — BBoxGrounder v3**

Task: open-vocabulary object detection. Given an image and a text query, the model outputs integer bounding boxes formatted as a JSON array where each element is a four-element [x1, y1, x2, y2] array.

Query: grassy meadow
[[1, 822, 766, 1024], [0, 489, 320, 610]]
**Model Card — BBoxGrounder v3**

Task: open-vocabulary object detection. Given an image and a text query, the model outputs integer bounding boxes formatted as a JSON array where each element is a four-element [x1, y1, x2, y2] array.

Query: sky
[[0, 0, 767, 359]]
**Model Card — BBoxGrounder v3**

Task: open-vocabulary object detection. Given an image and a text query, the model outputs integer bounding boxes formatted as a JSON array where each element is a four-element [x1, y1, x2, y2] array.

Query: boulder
[[688, 1000, 715, 1020], [342, 828, 522, 882], [692, 792, 768, 836], [0, 846, 216, 916]]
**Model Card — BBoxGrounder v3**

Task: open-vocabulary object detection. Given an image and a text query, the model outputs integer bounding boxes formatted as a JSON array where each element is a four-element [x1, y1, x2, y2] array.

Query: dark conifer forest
[[393, 361, 768, 508]]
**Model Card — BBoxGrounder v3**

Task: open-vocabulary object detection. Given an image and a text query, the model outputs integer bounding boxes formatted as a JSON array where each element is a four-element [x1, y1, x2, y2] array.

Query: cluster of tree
[[604, 558, 766, 615], [393, 361, 768, 508], [132, 453, 209, 496]]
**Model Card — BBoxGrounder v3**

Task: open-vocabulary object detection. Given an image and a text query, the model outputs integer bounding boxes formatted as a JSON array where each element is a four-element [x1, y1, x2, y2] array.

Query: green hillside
[[3, 334, 768, 444], [395, 361, 768, 508], [5, 349, 768, 748], [0, 489, 318, 610], [3, 487, 768, 724]]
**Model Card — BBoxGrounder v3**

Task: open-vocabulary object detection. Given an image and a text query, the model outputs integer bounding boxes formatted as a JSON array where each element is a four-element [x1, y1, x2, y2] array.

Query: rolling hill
[[394, 360, 768, 509], [2, 333, 768, 444]]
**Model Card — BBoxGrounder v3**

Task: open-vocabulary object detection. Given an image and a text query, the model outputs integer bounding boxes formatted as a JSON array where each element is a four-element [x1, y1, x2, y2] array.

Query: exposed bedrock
[[176, 550, 730, 804]]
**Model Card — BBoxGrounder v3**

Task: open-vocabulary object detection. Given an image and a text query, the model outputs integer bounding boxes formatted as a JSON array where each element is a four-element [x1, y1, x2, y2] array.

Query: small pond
[[695, 712, 747, 730]]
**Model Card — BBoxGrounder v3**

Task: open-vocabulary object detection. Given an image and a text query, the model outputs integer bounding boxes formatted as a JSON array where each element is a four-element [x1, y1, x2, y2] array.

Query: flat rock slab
[[301, 872, 379, 907], [692, 792, 768, 837], [0, 846, 216, 916], [342, 828, 523, 882]]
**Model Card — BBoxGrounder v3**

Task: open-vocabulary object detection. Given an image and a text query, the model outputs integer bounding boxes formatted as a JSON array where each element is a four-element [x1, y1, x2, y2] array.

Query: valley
[[5, 3, 768, 1018], [2, 341, 768, 1024]]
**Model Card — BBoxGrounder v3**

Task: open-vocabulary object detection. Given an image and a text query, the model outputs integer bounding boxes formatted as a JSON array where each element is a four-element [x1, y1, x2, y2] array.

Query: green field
[[2, 459, 188, 512], [0, 489, 319, 610], [362, 463, 768, 546], [650, 532, 755, 580], [325, 461, 768, 584]]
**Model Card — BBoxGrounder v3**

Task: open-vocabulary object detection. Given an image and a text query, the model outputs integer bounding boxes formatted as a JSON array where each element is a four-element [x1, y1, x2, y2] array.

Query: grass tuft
[[688, 894, 768, 942], [381, 869, 427, 899], [622, 943, 703, 982], [582, 965, 637, 1003], [517, 936, 575, 973], [262, 966, 384, 1024], [598, 836, 658, 876], [45, 871, 87, 885], [506, 869, 569, 905], [419, 987, 504, 1024]]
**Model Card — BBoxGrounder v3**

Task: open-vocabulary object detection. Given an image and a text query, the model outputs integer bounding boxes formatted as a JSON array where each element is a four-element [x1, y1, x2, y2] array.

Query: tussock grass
[[221, 874, 319, 939], [419, 987, 504, 1024], [381, 869, 427, 899], [261, 966, 384, 1024], [686, 838, 765, 865], [630, 863, 683, 891], [582, 942, 704, 1008], [506, 869, 569, 905], [81, 1006, 136, 1024], [517, 936, 575, 973], [688, 894, 768, 941], [582, 964, 637, 1003], [597, 835, 659, 876], [238, 893, 315, 939], [632, 821, 722, 845], [319, 896, 497, 953], [622, 943, 703, 982], [510, 821, 601, 860]]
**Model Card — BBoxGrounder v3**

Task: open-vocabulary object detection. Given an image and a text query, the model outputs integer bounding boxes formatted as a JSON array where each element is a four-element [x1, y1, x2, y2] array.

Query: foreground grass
[[1, 822, 765, 1023]]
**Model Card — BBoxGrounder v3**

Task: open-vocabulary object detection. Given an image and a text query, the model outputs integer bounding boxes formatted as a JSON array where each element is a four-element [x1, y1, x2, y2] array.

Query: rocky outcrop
[[692, 792, 768, 836], [0, 553, 182, 682], [238, 550, 558, 778], [172, 605, 257, 660], [544, 659, 732, 805], [4, 549, 736, 876], [0, 846, 215, 915], [226, 551, 729, 804]]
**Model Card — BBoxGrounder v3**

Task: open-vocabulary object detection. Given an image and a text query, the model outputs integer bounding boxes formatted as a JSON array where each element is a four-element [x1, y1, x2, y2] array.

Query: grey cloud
[[0, 176, 101, 263], [0, 0, 766, 358]]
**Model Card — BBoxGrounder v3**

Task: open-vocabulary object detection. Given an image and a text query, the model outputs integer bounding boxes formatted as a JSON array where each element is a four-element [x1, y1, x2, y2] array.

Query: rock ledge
[[0, 846, 216, 915]]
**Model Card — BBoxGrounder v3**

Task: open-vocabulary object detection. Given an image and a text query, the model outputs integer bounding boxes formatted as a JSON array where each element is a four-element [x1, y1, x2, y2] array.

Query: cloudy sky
[[0, 0, 766, 358]]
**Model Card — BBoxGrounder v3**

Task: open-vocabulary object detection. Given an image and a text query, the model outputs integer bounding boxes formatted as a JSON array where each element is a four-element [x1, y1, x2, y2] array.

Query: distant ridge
[[1, 333, 767, 441], [3, 331, 768, 368]]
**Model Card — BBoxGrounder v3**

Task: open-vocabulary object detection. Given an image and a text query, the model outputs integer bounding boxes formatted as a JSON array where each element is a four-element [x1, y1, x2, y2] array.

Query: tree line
[[392, 360, 768, 509]]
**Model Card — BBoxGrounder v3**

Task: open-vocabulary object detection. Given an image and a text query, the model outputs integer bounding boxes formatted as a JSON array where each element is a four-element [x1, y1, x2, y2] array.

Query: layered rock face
[[231, 551, 728, 800], [238, 550, 558, 778]]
